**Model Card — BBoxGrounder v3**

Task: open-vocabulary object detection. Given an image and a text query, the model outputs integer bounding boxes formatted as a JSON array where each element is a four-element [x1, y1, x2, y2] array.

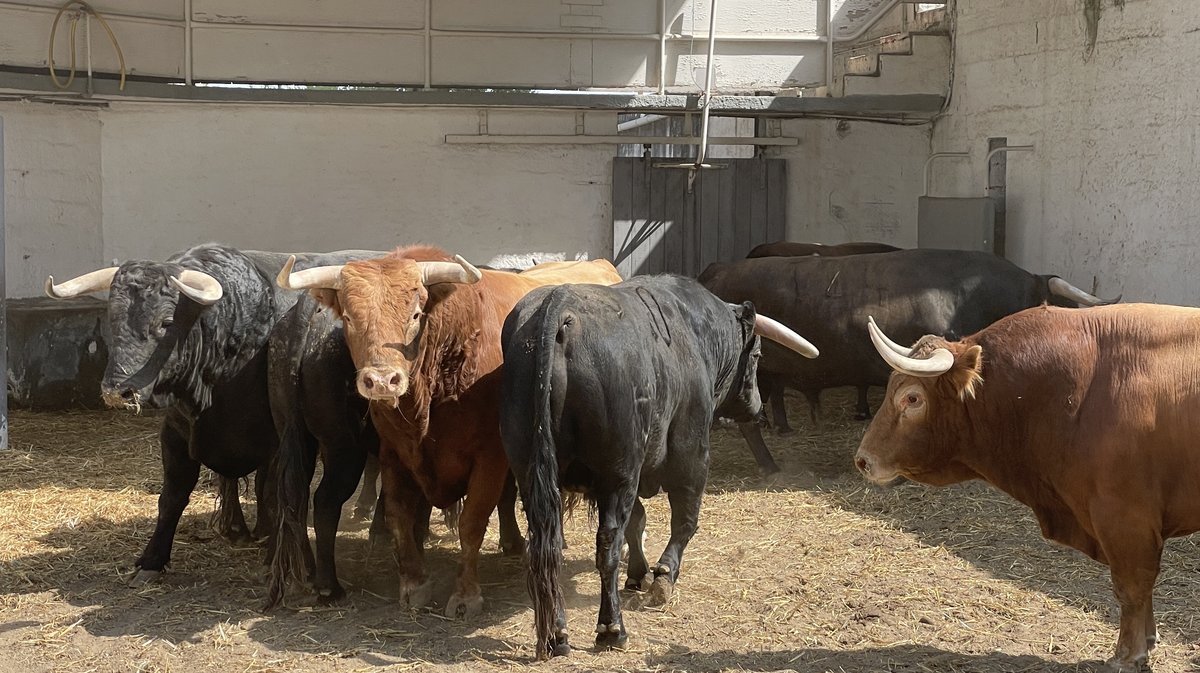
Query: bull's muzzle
[[100, 384, 143, 412], [357, 367, 409, 401]]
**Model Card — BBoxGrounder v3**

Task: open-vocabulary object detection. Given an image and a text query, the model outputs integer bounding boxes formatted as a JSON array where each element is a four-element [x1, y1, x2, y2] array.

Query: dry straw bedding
[[1, 390, 1198, 673]]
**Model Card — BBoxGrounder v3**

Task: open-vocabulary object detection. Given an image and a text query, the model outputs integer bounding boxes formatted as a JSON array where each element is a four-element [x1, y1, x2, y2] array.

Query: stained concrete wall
[[1, 102, 105, 299], [781, 118, 929, 247], [932, 0, 1199, 303]]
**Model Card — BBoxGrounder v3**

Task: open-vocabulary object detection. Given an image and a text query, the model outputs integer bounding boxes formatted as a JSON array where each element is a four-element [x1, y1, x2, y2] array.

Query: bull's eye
[[412, 311, 422, 322], [905, 393, 923, 408]]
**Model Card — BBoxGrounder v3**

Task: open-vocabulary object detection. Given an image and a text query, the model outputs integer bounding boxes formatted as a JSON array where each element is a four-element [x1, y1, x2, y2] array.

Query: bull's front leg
[[132, 420, 201, 585], [214, 475, 254, 544], [445, 455, 509, 619], [497, 470, 525, 556], [380, 455, 434, 611], [353, 451, 381, 521], [1093, 502, 1162, 672]]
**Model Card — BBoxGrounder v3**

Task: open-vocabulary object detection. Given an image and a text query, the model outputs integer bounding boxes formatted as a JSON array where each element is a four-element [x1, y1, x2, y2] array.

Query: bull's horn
[[276, 255, 344, 291], [753, 314, 819, 359], [868, 319, 953, 377], [45, 267, 119, 299], [866, 316, 913, 356], [170, 269, 223, 305], [419, 255, 482, 286], [1048, 277, 1118, 307]]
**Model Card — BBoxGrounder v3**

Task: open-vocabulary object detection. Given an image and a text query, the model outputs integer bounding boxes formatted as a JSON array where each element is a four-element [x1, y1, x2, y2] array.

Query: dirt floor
[[2, 389, 1199, 673]]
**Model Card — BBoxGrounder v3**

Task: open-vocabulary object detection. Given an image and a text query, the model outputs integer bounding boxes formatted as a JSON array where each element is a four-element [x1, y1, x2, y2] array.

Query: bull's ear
[[309, 288, 340, 313], [729, 300, 757, 325], [946, 345, 984, 400]]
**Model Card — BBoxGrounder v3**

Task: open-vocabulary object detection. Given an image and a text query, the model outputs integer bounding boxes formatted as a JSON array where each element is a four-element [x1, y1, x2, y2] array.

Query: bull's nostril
[[855, 457, 869, 473], [363, 377, 375, 389], [389, 374, 401, 386]]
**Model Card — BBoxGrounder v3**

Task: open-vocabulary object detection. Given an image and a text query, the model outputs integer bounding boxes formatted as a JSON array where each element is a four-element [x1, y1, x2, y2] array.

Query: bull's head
[[854, 317, 982, 487], [46, 263, 223, 411], [719, 302, 820, 422], [276, 254, 481, 404]]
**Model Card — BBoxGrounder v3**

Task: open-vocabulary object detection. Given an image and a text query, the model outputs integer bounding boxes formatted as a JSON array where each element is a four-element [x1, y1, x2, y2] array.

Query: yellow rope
[[47, 0, 126, 91]]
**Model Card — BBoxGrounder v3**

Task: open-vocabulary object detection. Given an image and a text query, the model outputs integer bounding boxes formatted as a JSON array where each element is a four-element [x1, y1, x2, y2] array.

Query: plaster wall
[[0, 102, 104, 298], [932, 0, 1200, 303]]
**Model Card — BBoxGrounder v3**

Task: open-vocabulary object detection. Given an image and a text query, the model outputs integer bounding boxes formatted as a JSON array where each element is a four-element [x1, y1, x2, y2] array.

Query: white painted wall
[[0, 102, 104, 297], [780, 118, 929, 246], [4, 100, 929, 297], [932, 0, 1200, 303], [98, 105, 617, 273]]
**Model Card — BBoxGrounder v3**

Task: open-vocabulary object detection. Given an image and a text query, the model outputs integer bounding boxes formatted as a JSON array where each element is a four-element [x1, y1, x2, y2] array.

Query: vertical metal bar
[[424, 0, 432, 90], [0, 116, 8, 450], [987, 137, 1009, 258], [658, 0, 667, 95], [184, 0, 194, 85], [693, 0, 718, 169], [84, 12, 94, 95], [825, 0, 834, 94]]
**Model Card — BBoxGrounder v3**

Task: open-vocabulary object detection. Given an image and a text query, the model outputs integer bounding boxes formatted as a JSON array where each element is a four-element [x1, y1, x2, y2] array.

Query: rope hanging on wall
[[47, 0, 127, 91]]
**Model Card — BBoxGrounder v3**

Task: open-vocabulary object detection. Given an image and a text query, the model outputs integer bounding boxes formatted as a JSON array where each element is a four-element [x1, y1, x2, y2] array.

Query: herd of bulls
[[42, 240, 1200, 672]]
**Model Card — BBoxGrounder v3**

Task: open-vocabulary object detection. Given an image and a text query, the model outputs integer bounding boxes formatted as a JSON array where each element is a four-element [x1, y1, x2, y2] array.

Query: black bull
[[500, 275, 817, 658], [698, 248, 1118, 475], [46, 244, 384, 585]]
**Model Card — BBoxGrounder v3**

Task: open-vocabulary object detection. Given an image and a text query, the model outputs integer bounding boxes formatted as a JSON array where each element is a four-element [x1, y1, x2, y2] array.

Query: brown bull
[[278, 246, 622, 618], [854, 304, 1200, 672]]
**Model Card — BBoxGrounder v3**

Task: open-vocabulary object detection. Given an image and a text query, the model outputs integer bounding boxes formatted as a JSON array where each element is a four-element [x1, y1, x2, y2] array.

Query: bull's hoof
[[645, 574, 674, 607], [127, 568, 163, 587], [776, 426, 796, 437], [499, 538, 526, 557], [1147, 628, 1160, 651], [445, 590, 484, 619], [315, 584, 347, 606], [222, 526, 256, 546], [398, 578, 434, 611], [549, 639, 571, 658], [1105, 654, 1149, 673], [625, 573, 650, 592], [594, 624, 627, 651], [854, 412, 872, 421]]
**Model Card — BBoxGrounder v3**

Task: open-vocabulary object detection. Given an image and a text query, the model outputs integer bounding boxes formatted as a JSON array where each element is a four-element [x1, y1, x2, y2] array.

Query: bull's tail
[[263, 413, 316, 610], [526, 288, 570, 659]]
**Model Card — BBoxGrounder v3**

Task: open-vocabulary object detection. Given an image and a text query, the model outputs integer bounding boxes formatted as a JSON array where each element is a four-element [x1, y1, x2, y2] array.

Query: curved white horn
[[868, 320, 954, 377], [45, 267, 119, 299], [276, 255, 344, 291], [419, 254, 482, 286], [867, 316, 913, 356], [170, 269, 224, 305], [753, 314, 819, 359], [1047, 277, 1116, 307]]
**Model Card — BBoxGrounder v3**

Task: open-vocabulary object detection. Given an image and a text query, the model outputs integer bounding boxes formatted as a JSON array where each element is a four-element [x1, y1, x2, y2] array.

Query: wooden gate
[[612, 157, 787, 278]]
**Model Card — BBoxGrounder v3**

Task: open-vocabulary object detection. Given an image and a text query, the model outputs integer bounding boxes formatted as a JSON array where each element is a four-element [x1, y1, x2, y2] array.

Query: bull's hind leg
[[623, 499, 650, 591], [132, 420, 201, 585], [215, 475, 254, 544], [446, 455, 510, 619], [648, 435, 708, 608], [311, 440, 368, 604], [594, 483, 637, 651], [352, 451, 381, 521], [854, 386, 872, 420], [497, 471, 526, 556]]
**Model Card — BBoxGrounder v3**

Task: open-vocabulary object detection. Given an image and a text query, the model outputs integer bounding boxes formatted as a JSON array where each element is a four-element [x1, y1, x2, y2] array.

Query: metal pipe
[[617, 114, 668, 132], [922, 150, 969, 196], [84, 11, 93, 95], [985, 144, 1034, 163], [423, 0, 432, 90], [694, 0, 718, 170], [0, 116, 7, 449], [445, 134, 798, 146], [658, 0, 667, 94], [184, 0, 193, 85], [824, 0, 834, 93]]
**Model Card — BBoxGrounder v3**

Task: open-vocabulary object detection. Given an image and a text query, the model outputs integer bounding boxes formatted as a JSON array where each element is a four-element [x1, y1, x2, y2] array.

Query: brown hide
[[331, 246, 622, 618], [856, 303, 1200, 670]]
